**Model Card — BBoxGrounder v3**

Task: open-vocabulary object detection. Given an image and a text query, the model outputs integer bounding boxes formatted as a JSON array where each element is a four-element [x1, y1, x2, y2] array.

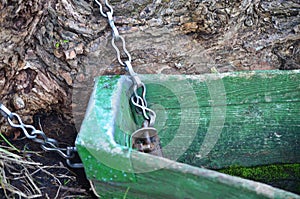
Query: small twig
[[0, 145, 42, 198], [62, 195, 89, 199], [32, 166, 62, 199], [60, 185, 86, 193], [25, 168, 42, 196], [89, 180, 100, 198]]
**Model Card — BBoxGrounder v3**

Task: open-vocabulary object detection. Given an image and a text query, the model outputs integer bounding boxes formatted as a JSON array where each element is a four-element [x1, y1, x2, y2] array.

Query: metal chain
[[0, 1, 157, 170], [0, 103, 83, 168], [94, 0, 156, 126]]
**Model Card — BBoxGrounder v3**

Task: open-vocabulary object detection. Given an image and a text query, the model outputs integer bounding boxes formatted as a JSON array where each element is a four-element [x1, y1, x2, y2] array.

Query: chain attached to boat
[[95, 0, 156, 127], [0, 103, 83, 168], [94, 0, 162, 156]]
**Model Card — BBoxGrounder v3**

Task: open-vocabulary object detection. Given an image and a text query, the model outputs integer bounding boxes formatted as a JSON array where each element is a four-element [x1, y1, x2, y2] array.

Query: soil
[[0, 110, 97, 198]]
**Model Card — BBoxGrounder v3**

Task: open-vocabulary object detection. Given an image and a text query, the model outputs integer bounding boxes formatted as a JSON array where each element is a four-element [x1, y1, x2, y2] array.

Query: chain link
[[0, 103, 83, 168], [0, 1, 157, 171], [94, 0, 156, 126], [94, 0, 113, 17]]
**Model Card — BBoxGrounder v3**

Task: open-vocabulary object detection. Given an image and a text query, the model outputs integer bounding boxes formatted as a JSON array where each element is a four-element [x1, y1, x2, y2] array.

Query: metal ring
[[66, 147, 84, 168]]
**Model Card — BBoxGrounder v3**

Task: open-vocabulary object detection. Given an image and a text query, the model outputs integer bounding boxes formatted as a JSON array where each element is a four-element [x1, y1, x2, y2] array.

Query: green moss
[[218, 164, 300, 193], [219, 163, 300, 181]]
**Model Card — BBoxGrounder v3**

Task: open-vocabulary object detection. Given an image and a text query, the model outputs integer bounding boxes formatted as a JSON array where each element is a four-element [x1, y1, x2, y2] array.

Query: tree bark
[[0, 0, 299, 133]]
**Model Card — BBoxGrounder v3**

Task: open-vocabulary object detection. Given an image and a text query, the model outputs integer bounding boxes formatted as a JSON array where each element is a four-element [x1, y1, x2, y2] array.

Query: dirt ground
[[0, 111, 97, 198]]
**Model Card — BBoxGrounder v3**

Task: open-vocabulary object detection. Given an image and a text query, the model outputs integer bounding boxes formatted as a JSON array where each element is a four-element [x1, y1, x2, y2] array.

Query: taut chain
[[95, 0, 156, 126], [94, 0, 161, 155]]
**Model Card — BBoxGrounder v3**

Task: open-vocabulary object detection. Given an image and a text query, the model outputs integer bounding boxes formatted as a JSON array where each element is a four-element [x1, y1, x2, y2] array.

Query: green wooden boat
[[75, 70, 300, 199]]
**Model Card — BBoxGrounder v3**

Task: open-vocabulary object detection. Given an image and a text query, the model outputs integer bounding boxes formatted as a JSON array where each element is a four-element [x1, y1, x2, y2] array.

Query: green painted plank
[[76, 75, 136, 183], [138, 71, 300, 169], [90, 160, 298, 199], [76, 70, 300, 198]]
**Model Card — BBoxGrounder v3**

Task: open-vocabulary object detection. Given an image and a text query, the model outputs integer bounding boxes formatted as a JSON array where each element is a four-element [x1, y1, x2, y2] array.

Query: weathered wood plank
[[76, 70, 300, 198], [138, 70, 300, 169]]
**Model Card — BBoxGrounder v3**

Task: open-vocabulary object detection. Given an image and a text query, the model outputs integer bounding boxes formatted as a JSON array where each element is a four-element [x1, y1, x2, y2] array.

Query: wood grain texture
[[76, 70, 300, 198], [139, 71, 300, 169]]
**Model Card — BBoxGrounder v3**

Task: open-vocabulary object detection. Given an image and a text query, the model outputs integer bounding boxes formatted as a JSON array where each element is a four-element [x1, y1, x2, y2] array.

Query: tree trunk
[[0, 0, 299, 135]]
